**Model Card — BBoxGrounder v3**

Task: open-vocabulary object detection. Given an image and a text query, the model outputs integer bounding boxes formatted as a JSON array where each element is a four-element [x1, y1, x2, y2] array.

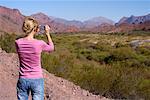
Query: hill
[[0, 48, 109, 100], [0, 6, 24, 35]]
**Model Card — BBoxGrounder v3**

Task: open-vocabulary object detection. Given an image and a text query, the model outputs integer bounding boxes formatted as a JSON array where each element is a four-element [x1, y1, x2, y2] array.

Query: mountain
[[117, 17, 128, 25], [31, 13, 80, 33], [83, 17, 114, 29], [0, 5, 150, 34], [0, 48, 109, 100], [24, 12, 116, 33], [117, 14, 150, 25], [30, 13, 115, 33], [0, 6, 119, 34], [31, 13, 114, 29], [31, 12, 53, 24], [51, 16, 114, 29], [51, 17, 83, 28], [110, 14, 150, 33], [0, 6, 25, 35]]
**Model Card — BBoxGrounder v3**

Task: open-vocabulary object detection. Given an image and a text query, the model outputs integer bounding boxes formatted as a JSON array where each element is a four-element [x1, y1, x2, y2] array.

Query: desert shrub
[[128, 30, 150, 36], [70, 63, 117, 95], [104, 47, 137, 63], [125, 59, 144, 67], [0, 33, 17, 53], [114, 42, 126, 48], [94, 41, 112, 51], [70, 62, 150, 99], [41, 48, 77, 78], [137, 79, 150, 100], [136, 47, 150, 56], [143, 59, 150, 67], [90, 51, 110, 63], [103, 64, 150, 99]]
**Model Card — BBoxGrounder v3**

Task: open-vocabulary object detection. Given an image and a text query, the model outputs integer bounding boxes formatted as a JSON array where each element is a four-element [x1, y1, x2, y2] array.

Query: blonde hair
[[22, 17, 39, 34]]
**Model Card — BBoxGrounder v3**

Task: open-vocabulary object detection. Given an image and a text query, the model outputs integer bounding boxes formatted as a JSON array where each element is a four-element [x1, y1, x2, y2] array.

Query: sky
[[0, 0, 150, 22]]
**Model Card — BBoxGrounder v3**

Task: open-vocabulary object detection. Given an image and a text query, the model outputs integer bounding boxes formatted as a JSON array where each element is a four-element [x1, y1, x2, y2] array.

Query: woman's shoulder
[[15, 37, 23, 43]]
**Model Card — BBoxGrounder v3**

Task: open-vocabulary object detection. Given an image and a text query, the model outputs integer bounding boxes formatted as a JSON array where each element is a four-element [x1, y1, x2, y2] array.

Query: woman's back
[[15, 38, 54, 78]]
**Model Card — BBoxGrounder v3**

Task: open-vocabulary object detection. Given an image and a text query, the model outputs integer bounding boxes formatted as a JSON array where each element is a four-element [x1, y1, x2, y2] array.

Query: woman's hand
[[45, 25, 50, 35], [45, 25, 53, 43]]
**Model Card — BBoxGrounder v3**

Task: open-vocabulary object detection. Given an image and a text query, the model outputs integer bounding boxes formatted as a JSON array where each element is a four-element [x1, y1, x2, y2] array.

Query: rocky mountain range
[[0, 6, 24, 35], [0, 5, 150, 35], [117, 14, 150, 25], [112, 14, 150, 33], [50, 16, 114, 28]]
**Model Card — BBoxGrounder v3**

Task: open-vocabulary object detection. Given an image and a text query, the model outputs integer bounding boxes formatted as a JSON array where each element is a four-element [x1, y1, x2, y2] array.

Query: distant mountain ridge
[[83, 17, 114, 29], [112, 14, 150, 33], [0, 5, 150, 34], [50, 16, 114, 28], [0, 6, 25, 34], [117, 14, 150, 25], [31, 12, 114, 28]]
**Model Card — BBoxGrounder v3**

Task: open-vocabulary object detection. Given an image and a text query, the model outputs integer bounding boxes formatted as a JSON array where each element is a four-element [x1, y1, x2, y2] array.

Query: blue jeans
[[16, 78, 44, 100]]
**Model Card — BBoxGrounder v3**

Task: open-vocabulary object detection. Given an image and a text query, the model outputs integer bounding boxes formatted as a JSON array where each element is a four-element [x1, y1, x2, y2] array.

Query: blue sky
[[0, 0, 149, 22]]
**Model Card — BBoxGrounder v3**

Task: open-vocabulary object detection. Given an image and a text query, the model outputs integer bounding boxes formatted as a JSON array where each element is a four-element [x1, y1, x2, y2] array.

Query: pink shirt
[[15, 38, 54, 78]]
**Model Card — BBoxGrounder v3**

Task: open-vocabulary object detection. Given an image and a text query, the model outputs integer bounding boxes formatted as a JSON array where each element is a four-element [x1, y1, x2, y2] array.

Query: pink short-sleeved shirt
[[15, 38, 54, 78]]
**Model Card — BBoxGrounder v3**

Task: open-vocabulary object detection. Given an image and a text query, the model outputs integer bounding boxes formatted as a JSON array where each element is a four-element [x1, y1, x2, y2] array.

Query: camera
[[38, 25, 45, 34]]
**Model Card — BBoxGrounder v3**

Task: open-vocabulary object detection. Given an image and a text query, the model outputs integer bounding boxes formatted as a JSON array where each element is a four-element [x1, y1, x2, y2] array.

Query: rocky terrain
[[0, 48, 110, 100]]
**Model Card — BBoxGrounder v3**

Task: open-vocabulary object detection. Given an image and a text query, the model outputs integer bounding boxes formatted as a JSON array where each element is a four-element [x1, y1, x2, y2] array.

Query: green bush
[[111, 47, 137, 61], [137, 79, 150, 100], [0, 33, 17, 53], [136, 47, 150, 56], [95, 41, 112, 51]]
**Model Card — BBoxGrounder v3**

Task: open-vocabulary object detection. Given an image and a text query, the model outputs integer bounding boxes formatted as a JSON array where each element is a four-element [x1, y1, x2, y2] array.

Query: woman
[[15, 17, 54, 100]]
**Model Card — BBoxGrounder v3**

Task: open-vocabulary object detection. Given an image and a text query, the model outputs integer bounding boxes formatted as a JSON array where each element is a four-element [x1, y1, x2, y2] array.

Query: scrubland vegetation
[[0, 32, 150, 100]]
